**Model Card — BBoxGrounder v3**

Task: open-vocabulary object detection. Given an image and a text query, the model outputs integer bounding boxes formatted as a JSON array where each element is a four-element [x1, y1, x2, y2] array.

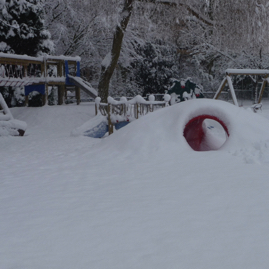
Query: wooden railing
[[95, 94, 171, 134], [0, 52, 81, 105], [0, 53, 80, 86]]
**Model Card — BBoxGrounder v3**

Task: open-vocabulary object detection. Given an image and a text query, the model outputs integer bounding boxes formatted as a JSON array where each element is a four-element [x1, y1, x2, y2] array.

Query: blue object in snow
[[25, 84, 45, 96], [76, 62, 80, 77], [115, 121, 129, 130], [65, 60, 81, 86], [65, 61, 71, 85], [83, 121, 108, 138]]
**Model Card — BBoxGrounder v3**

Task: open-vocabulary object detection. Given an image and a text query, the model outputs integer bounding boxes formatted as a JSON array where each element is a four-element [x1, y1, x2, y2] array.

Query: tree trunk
[[98, 0, 133, 103]]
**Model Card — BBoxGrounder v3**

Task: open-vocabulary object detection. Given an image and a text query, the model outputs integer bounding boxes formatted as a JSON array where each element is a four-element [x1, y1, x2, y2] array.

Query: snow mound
[[0, 119, 27, 136], [71, 114, 107, 137], [100, 99, 269, 163], [2, 100, 269, 269]]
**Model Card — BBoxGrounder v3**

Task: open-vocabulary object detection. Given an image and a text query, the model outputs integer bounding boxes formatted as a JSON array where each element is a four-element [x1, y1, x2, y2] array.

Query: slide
[[68, 75, 98, 99], [71, 114, 108, 138]]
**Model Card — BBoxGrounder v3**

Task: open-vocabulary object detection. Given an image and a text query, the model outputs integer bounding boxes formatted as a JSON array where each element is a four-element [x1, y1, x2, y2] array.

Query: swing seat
[[251, 103, 262, 113]]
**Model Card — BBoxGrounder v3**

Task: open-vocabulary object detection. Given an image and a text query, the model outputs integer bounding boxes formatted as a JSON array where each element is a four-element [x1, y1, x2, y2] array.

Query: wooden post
[[123, 103, 126, 116], [23, 64, 28, 107], [75, 86, 80, 105], [214, 77, 227, 100], [57, 62, 63, 77], [95, 103, 98, 115], [25, 95, 29, 107], [226, 75, 239, 106], [42, 94, 46, 106], [107, 104, 113, 135], [23, 65, 27, 77], [43, 57, 48, 105], [58, 85, 65, 105], [40, 62, 44, 77], [135, 103, 139, 119], [258, 77, 268, 103], [42, 83, 48, 105]]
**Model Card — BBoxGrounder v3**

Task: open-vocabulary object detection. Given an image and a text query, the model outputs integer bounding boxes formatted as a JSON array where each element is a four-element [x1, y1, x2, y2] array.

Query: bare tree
[[98, 0, 134, 102], [43, 0, 269, 98]]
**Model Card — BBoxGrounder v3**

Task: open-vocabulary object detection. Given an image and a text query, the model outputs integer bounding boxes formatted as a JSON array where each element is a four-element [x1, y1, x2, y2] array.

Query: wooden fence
[[95, 94, 171, 134]]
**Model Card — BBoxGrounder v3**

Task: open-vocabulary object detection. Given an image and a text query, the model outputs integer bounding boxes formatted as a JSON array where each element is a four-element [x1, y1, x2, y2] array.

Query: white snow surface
[[1, 99, 269, 269]]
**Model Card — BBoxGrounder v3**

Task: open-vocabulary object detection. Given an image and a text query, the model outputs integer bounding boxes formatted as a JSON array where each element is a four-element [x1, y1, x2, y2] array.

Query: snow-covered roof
[[46, 55, 81, 62], [0, 52, 81, 63], [0, 52, 43, 62], [0, 76, 66, 87]]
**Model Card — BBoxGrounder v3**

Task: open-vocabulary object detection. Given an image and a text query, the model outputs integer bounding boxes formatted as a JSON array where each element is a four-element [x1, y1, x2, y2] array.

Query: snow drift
[[2, 100, 269, 269], [97, 99, 269, 161]]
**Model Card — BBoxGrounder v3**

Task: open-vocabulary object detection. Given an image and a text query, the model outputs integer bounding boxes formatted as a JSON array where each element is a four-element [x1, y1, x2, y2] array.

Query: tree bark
[[98, 0, 134, 103]]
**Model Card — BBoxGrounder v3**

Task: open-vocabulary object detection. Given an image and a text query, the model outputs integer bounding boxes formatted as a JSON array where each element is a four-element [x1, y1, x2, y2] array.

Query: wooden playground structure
[[0, 52, 98, 135], [0, 52, 97, 106], [2, 60, 269, 137]]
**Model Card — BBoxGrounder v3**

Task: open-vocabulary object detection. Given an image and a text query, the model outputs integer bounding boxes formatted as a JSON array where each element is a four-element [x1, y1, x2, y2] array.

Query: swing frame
[[214, 69, 269, 106]]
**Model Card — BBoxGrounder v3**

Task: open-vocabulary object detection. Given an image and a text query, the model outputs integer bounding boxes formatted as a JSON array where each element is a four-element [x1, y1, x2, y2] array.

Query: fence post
[[135, 103, 139, 119], [164, 94, 171, 107], [107, 103, 113, 135], [95, 97, 101, 115], [95, 103, 98, 115]]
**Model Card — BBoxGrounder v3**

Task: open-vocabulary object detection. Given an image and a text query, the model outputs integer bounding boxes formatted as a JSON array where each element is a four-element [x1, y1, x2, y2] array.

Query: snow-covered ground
[[1, 99, 269, 269]]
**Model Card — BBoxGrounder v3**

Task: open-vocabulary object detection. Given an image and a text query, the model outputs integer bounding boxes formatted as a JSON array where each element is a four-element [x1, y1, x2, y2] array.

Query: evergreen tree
[[131, 42, 180, 97], [0, 0, 54, 107], [0, 0, 54, 56]]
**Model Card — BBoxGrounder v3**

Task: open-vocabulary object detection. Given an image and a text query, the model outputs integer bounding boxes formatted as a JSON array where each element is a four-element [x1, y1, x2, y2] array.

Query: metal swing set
[[213, 69, 269, 110]]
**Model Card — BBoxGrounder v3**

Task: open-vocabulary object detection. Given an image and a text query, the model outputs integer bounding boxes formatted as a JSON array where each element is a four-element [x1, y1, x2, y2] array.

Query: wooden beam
[[214, 77, 227, 100], [226, 75, 239, 106], [0, 58, 41, 65], [226, 69, 269, 76], [75, 86, 80, 105], [58, 85, 65, 105], [258, 78, 268, 103], [43, 83, 49, 105], [47, 81, 65, 85], [25, 95, 29, 107]]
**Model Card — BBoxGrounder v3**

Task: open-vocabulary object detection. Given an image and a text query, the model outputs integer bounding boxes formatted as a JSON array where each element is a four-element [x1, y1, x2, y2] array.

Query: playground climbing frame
[[0, 52, 81, 106]]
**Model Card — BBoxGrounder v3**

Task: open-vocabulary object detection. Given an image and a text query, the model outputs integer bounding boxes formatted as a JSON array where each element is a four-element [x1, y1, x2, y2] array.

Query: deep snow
[[1, 100, 269, 269]]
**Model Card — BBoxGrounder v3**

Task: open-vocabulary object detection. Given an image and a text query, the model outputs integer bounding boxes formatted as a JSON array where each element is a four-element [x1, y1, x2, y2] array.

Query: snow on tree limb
[[137, 0, 215, 26], [98, 0, 134, 103]]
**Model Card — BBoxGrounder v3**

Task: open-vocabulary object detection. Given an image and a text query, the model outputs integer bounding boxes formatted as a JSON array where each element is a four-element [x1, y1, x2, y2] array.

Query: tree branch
[[137, 0, 215, 26], [98, 0, 134, 102]]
